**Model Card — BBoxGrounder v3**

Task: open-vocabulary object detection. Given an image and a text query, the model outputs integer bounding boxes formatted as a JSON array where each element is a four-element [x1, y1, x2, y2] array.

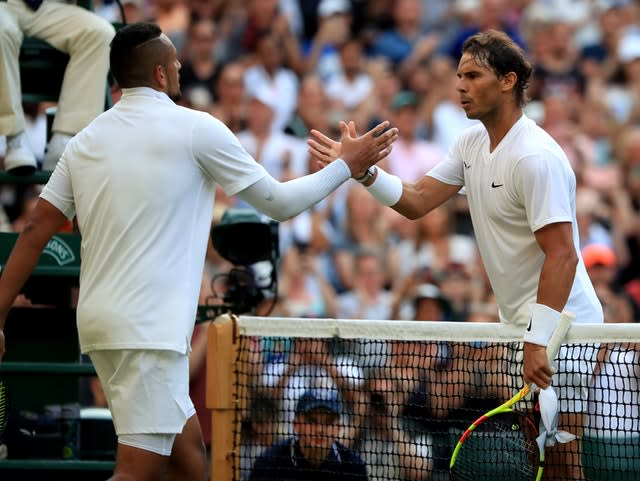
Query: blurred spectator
[[380, 90, 446, 182], [436, 0, 524, 66], [240, 392, 281, 481], [615, 126, 640, 290], [576, 186, 614, 249], [153, 0, 190, 55], [583, 243, 638, 323], [286, 73, 338, 139], [525, 11, 585, 103], [332, 187, 392, 292], [0, 0, 115, 172], [226, 0, 303, 74], [209, 61, 247, 134], [325, 36, 374, 131], [337, 247, 393, 320], [579, 0, 635, 85], [354, 366, 434, 481], [179, 18, 220, 110], [430, 70, 480, 153], [249, 388, 368, 481], [369, 0, 440, 82], [438, 263, 474, 321], [391, 201, 477, 285], [270, 340, 363, 439], [244, 30, 300, 133], [600, 29, 640, 125], [236, 87, 309, 182], [304, 0, 353, 84], [277, 234, 338, 318]]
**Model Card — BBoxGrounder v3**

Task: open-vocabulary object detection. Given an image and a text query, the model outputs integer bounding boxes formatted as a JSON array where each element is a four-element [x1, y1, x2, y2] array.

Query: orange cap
[[582, 244, 616, 268]]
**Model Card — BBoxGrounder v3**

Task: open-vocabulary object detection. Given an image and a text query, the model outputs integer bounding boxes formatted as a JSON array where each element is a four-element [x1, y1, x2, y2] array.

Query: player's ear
[[501, 72, 518, 94], [153, 64, 166, 88]]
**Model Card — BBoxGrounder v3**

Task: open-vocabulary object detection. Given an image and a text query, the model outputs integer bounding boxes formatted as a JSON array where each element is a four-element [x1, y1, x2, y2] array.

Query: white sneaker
[[4, 131, 37, 175], [43, 133, 73, 171]]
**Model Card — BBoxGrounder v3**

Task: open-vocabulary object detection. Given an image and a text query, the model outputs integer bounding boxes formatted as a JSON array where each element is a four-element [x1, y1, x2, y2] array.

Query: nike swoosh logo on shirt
[[526, 318, 532, 332], [491, 182, 504, 188]]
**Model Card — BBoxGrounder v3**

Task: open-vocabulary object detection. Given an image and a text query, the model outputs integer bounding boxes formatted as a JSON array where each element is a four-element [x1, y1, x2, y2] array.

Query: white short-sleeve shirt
[[41, 88, 267, 353], [428, 114, 602, 326]]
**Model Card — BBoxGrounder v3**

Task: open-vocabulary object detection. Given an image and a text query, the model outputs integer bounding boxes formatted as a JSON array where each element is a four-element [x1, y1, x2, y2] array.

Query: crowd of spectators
[[1, 0, 640, 479], [1, 0, 639, 326]]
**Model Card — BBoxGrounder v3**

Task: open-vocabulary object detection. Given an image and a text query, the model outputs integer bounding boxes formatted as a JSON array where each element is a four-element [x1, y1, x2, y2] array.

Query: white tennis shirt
[[41, 88, 267, 353], [428, 114, 603, 326]]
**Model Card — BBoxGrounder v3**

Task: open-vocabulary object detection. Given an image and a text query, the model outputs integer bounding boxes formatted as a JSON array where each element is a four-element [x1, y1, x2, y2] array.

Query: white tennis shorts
[[89, 349, 196, 455], [509, 342, 599, 413]]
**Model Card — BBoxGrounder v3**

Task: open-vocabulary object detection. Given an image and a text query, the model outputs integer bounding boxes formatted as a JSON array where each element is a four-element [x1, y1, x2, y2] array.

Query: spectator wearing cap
[[248, 389, 368, 481], [379, 90, 446, 183], [583, 244, 639, 323]]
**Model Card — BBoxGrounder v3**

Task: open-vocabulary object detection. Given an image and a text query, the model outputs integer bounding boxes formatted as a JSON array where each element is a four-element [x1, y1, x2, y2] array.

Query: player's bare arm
[[0, 199, 68, 360], [523, 221, 578, 388], [391, 175, 460, 220]]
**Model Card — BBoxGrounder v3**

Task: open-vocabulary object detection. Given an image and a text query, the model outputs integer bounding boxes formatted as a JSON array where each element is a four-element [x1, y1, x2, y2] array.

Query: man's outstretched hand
[[308, 120, 397, 178]]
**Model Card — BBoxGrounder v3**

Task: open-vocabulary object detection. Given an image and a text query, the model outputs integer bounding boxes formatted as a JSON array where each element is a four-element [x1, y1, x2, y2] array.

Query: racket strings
[[451, 413, 540, 481], [0, 379, 7, 440]]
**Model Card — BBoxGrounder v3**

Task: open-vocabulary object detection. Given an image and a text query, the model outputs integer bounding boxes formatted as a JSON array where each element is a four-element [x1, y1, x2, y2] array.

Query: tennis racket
[[0, 376, 8, 449], [449, 310, 574, 481]]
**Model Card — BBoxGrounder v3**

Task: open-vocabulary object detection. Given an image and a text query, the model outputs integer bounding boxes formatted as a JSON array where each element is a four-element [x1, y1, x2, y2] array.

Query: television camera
[[196, 208, 279, 323]]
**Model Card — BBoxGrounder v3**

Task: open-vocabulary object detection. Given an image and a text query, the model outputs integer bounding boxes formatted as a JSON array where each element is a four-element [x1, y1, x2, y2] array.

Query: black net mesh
[[231, 321, 639, 481]]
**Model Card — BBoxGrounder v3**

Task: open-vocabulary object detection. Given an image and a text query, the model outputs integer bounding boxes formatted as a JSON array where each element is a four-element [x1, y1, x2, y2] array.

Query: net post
[[206, 313, 239, 481]]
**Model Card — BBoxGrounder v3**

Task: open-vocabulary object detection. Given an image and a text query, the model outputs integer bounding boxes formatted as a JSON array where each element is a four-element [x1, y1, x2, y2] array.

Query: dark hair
[[109, 22, 164, 88], [461, 29, 533, 107]]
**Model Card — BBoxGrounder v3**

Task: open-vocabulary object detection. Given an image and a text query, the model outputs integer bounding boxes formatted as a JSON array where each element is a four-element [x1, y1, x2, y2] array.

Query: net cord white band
[[233, 315, 633, 343]]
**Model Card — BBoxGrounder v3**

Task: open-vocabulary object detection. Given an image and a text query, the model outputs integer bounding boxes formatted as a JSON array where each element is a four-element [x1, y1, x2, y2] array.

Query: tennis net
[[207, 316, 640, 481]]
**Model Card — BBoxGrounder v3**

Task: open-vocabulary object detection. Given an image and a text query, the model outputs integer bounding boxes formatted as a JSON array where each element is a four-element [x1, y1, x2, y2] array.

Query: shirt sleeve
[[39, 153, 76, 220], [191, 114, 267, 196], [426, 139, 465, 186], [513, 150, 574, 232]]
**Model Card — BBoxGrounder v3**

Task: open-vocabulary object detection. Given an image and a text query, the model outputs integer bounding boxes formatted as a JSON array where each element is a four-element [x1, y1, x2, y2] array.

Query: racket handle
[[546, 310, 574, 363]]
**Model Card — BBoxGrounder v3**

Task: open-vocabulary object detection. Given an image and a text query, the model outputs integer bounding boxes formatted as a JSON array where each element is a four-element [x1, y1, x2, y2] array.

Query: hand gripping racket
[[449, 310, 574, 481]]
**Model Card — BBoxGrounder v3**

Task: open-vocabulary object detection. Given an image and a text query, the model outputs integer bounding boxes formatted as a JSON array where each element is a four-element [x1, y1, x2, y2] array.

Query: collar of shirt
[[120, 87, 173, 104]]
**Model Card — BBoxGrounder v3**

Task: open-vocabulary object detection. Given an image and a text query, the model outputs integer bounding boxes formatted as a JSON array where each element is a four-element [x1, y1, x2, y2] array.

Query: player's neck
[[483, 106, 523, 152]]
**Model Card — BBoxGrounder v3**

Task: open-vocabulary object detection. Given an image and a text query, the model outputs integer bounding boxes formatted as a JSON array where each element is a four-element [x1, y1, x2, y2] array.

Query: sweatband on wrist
[[365, 167, 403, 206], [523, 303, 561, 346]]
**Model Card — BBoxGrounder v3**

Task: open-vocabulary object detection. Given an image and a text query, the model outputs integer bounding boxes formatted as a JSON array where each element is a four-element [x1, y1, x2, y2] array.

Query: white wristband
[[364, 167, 403, 206], [523, 303, 561, 346]]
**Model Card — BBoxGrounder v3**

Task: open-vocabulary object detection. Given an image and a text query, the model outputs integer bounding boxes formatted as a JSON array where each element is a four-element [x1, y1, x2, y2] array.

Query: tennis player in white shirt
[[309, 29, 603, 480], [0, 22, 397, 481]]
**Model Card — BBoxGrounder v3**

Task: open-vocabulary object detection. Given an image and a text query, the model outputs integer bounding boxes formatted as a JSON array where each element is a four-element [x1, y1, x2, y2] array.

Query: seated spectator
[[249, 388, 368, 481], [236, 87, 309, 182], [243, 29, 299, 133], [209, 61, 247, 134], [178, 18, 220, 111], [583, 243, 639, 322], [303, 0, 353, 84], [379, 90, 445, 183], [355, 367, 434, 481], [0, 0, 115, 172], [370, 0, 440, 82], [324, 36, 374, 131]]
